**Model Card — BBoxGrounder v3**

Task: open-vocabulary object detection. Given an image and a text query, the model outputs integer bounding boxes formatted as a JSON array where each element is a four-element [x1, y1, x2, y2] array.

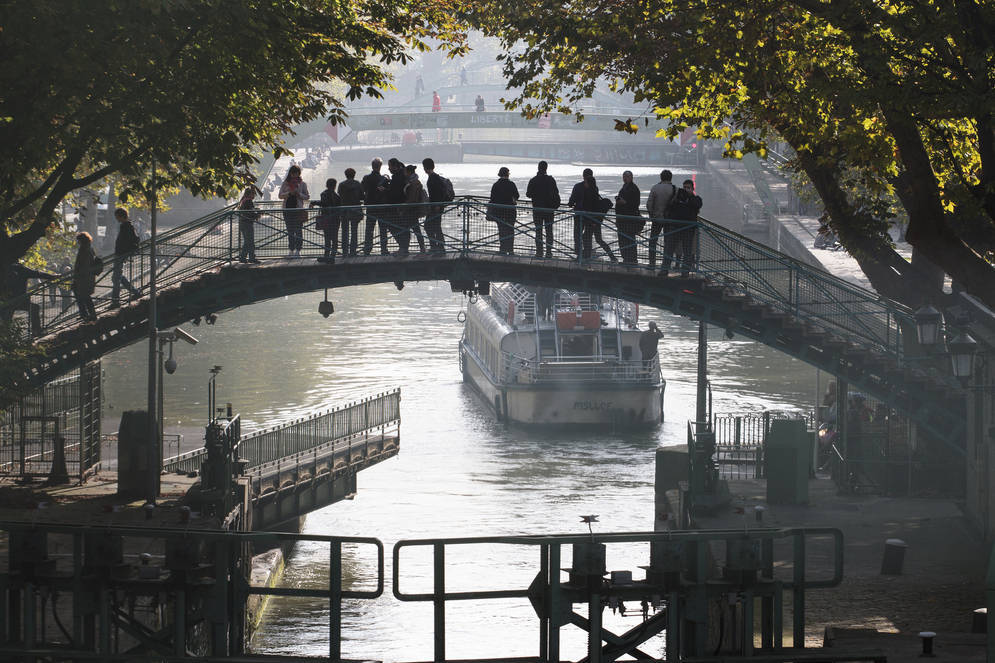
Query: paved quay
[[664, 474, 989, 661]]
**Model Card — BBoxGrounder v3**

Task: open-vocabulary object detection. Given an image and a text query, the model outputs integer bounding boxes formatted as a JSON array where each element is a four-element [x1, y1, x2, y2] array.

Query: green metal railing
[[163, 388, 400, 474], [6, 199, 917, 366]]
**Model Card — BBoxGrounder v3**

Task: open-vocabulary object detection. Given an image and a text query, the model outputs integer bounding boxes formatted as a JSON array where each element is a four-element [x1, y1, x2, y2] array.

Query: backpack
[[285, 191, 299, 208], [440, 176, 455, 202], [597, 197, 613, 214], [92, 254, 104, 274]]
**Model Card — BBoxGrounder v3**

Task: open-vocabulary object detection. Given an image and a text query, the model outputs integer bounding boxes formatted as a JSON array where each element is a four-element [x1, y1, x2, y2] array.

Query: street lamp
[[157, 327, 199, 477], [914, 305, 943, 347], [948, 332, 978, 380]]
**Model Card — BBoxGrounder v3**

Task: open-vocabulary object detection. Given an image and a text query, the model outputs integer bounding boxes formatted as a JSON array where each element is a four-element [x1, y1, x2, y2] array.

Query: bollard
[[880, 538, 907, 575], [918, 630, 935, 657], [972, 607, 987, 633]]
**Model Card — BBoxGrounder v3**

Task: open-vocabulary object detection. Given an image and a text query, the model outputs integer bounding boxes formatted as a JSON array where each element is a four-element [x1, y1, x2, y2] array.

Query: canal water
[[99, 158, 818, 660]]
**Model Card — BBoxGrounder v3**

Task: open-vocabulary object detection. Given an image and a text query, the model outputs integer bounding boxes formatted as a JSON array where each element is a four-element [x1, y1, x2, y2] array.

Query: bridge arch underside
[[33, 256, 965, 446]]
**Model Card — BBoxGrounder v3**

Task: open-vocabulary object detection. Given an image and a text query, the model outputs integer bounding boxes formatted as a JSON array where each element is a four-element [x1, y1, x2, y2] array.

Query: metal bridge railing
[[162, 389, 401, 474], [7, 199, 916, 367]]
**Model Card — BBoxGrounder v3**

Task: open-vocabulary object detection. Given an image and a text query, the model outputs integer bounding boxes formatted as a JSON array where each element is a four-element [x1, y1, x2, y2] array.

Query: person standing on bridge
[[338, 168, 364, 257], [403, 164, 428, 254], [313, 178, 341, 263], [432, 91, 442, 112], [645, 169, 677, 270], [386, 159, 410, 255], [567, 168, 594, 259], [422, 158, 449, 254], [475, 95, 486, 112], [236, 187, 261, 264], [109, 208, 141, 308], [580, 175, 616, 262], [666, 179, 703, 277], [614, 171, 643, 264], [460, 66, 468, 86], [279, 165, 310, 257], [72, 232, 100, 322], [526, 160, 560, 258], [415, 73, 425, 98], [361, 158, 389, 256], [488, 166, 519, 255]]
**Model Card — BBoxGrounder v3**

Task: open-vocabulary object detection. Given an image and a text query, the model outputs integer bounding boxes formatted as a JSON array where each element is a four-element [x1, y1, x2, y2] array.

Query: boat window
[[560, 334, 597, 358]]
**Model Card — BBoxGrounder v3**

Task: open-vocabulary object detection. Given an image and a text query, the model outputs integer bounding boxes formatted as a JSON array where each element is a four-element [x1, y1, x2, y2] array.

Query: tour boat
[[459, 283, 665, 428]]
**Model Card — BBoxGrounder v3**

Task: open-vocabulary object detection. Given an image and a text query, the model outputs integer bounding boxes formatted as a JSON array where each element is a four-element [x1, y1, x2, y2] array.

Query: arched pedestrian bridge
[[5, 200, 966, 448]]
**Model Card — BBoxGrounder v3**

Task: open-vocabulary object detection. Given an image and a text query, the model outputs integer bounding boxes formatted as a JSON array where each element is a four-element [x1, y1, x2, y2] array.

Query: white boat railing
[[503, 353, 661, 385]]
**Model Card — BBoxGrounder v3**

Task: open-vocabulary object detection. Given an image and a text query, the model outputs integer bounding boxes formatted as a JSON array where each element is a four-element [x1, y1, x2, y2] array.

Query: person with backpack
[[312, 178, 341, 263], [236, 187, 261, 264], [72, 231, 100, 321], [667, 179, 703, 277], [614, 170, 643, 264], [361, 158, 389, 255], [402, 164, 428, 254], [338, 168, 365, 257], [645, 169, 678, 270], [422, 158, 453, 254], [109, 207, 141, 308], [525, 160, 560, 258], [488, 166, 520, 255], [580, 175, 616, 262], [279, 165, 310, 257], [385, 158, 409, 254]]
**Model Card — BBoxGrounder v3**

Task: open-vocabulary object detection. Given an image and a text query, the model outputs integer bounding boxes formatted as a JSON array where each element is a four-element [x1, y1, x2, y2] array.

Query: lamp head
[[164, 357, 178, 374]]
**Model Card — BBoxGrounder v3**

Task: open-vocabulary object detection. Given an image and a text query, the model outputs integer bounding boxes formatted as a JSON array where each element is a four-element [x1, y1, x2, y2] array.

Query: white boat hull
[[462, 348, 664, 429]]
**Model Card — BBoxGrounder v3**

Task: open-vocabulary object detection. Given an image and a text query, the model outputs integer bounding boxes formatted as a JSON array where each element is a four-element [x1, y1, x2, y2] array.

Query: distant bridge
[[344, 110, 652, 133], [4, 199, 966, 449]]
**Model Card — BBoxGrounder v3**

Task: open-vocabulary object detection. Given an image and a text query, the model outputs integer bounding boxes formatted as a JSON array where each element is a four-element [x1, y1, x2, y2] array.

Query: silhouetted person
[[237, 187, 261, 263], [615, 170, 643, 264], [403, 164, 427, 253], [488, 166, 519, 255], [646, 169, 677, 270], [338, 168, 364, 256], [580, 175, 616, 261], [361, 158, 389, 255], [414, 73, 425, 97], [475, 95, 486, 112], [422, 158, 448, 254], [567, 168, 594, 258], [526, 161, 560, 258], [72, 232, 99, 321], [110, 208, 141, 307], [666, 179, 703, 276], [386, 158, 408, 254], [313, 178, 341, 262], [460, 67, 468, 86], [639, 321, 663, 372]]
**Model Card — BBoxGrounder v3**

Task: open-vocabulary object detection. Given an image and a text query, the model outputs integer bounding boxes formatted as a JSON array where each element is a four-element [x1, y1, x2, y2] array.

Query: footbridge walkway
[[163, 389, 400, 531], [3, 199, 966, 447]]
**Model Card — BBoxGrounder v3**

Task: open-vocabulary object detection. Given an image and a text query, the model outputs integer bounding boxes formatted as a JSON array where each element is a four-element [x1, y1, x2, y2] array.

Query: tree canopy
[[468, 0, 995, 310], [0, 0, 462, 284]]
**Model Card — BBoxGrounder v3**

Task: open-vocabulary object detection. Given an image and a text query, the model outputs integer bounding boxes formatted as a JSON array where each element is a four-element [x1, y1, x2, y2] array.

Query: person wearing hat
[[639, 321, 664, 373]]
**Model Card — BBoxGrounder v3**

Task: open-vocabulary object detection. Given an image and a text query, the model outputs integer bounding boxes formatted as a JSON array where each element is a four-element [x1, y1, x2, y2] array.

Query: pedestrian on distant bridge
[[488, 166, 519, 255], [432, 91, 442, 112], [279, 165, 309, 257], [415, 73, 425, 98], [361, 158, 389, 256], [525, 160, 560, 258], [338, 168, 365, 256], [475, 95, 486, 112], [614, 171, 643, 264]]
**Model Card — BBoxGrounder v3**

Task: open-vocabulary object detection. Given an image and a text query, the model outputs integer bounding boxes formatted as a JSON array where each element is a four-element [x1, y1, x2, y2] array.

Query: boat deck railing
[[505, 353, 661, 384]]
